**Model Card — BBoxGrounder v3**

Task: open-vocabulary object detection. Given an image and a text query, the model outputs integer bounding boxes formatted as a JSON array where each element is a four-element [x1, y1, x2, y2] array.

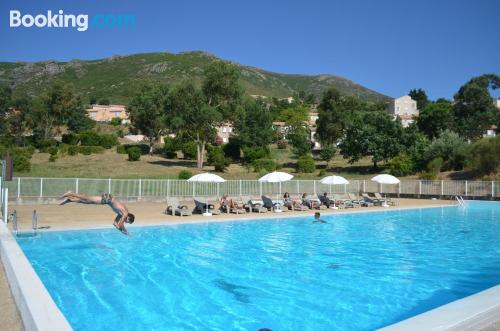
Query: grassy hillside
[[0, 51, 390, 104]]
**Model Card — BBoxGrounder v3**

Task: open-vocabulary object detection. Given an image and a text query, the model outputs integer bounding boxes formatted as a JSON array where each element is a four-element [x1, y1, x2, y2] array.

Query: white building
[[386, 95, 418, 127], [216, 123, 234, 144], [496, 98, 500, 109]]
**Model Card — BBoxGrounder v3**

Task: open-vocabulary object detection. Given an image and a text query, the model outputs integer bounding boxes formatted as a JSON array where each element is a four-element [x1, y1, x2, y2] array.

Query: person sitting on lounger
[[59, 192, 134, 235], [312, 212, 326, 223], [219, 194, 229, 212], [283, 192, 293, 209]]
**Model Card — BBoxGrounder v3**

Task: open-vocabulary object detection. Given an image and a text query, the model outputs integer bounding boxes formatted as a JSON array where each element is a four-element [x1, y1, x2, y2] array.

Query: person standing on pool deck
[[312, 212, 326, 223], [59, 191, 134, 235]]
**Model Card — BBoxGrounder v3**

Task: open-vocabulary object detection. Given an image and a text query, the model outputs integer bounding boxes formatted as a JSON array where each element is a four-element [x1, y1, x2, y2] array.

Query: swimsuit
[[101, 193, 113, 205]]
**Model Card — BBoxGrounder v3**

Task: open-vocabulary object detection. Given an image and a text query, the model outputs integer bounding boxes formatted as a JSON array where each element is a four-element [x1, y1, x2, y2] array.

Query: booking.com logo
[[9, 10, 136, 32]]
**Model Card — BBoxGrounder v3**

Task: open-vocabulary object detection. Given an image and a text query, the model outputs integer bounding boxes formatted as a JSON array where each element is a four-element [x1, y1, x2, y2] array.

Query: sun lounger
[[165, 197, 193, 216], [347, 193, 365, 208], [374, 193, 397, 206], [227, 197, 246, 214], [245, 197, 268, 213], [261, 195, 284, 212], [362, 193, 381, 206], [194, 199, 221, 215], [333, 194, 355, 208]]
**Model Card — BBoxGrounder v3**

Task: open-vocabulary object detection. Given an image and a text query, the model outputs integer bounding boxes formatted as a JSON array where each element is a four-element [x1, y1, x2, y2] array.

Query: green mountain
[[0, 51, 390, 104]]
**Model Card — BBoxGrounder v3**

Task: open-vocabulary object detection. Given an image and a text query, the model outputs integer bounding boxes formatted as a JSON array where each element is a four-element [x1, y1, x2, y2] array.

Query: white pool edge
[[379, 285, 500, 330], [0, 222, 72, 331]]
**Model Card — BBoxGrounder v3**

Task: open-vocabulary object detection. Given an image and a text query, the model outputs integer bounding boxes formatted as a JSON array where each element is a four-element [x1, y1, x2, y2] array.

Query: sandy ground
[[9, 198, 455, 231], [0, 198, 456, 329]]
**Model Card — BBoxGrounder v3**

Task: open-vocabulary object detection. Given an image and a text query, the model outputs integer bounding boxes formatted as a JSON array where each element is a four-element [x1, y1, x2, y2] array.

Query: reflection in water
[[214, 278, 250, 303]]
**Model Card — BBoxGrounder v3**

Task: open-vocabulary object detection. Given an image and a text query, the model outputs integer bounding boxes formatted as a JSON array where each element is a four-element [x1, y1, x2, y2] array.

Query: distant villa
[[385, 95, 418, 127]]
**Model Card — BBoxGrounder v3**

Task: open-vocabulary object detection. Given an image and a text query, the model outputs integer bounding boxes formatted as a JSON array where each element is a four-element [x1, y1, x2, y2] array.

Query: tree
[[276, 105, 309, 125], [8, 95, 34, 145], [234, 99, 274, 148], [416, 99, 454, 139], [320, 145, 336, 169], [167, 82, 219, 168], [33, 82, 89, 139], [128, 83, 169, 155], [453, 74, 500, 140], [0, 85, 12, 134], [339, 111, 404, 168], [166, 61, 242, 168], [316, 88, 361, 146], [409, 88, 429, 111], [287, 125, 311, 157]]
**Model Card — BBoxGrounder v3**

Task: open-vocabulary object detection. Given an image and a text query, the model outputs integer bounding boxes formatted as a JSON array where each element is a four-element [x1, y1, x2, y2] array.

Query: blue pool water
[[17, 202, 500, 331]]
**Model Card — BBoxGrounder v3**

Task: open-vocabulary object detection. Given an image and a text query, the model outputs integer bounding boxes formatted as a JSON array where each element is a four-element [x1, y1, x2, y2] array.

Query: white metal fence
[[2, 177, 499, 202]]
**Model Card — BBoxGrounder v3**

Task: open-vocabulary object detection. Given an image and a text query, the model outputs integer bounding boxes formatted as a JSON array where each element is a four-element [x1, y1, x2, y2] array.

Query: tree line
[[0, 62, 498, 178]]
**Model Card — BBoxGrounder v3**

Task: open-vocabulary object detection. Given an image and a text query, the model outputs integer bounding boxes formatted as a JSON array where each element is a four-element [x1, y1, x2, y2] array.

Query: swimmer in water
[[59, 191, 134, 235], [312, 212, 326, 223]]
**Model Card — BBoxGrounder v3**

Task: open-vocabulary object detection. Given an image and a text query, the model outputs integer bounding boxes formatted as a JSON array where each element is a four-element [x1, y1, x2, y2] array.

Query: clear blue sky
[[1, 0, 499, 99]]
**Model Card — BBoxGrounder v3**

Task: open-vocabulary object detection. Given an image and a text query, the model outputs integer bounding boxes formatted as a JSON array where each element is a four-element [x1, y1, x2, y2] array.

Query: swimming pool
[[16, 202, 500, 331]]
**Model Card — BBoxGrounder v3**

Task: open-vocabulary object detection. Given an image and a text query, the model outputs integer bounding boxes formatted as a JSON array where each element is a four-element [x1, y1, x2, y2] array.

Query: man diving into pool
[[59, 192, 135, 235]]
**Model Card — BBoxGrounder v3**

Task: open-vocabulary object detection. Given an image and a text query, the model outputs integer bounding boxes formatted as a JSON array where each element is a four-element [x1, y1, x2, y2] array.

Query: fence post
[[363, 180, 366, 193], [239, 180, 242, 197], [166, 179, 170, 200], [259, 182, 262, 197], [296, 181, 299, 195], [465, 180, 468, 196], [418, 180, 422, 197], [492, 181, 495, 200], [441, 180, 443, 197], [3, 188, 7, 223], [76, 178, 79, 193], [108, 178, 111, 194], [40, 178, 43, 198], [193, 182, 195, 198], [138, 179, 142, 200], [313, 180, 316, 194], [17, 177, 21, 201]]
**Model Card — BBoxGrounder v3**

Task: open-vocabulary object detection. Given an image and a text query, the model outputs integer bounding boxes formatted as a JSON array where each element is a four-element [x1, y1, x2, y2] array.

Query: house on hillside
[[86, 104, 129, 124], [216, 123, 234, 144], [309, 112, 321, 150], [496, 98, 500, 109], [386, 95, 418, 127]]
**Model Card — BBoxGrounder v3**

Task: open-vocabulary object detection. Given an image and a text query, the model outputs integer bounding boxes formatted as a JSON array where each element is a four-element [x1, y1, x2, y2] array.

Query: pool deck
[[0, 257, 23, 331], [8, 198, 455, 232]]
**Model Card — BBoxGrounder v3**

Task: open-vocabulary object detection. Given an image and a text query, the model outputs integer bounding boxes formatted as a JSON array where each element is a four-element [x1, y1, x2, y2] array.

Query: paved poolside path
[[0, 257, 23, 331]]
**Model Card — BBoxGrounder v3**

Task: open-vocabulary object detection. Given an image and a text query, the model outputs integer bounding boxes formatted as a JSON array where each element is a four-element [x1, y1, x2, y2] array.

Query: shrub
[[297, 155, 315, 173], [128, 146, 141, 161], [79, 131, 102, 146], [99, 134, 118, 149], [62, 133, 80, 145], [78, 146, 105, 155], [35, 139, 57, 152], [110, 117, 122, 126], [162, 137, 179, 158], [68, 145, 78, 156], [49, 155, 57, 162], [178, 170, 192, 179], [318, 169, 326, 177], [252, 158, 278, 172], [182, 141, 197, 160], [48, 146, 58, 156], [420, 157, 443, 179], [243, 146, 270, 164], [12, 155, 31, 172], [469, 136, 500, 175], [207, 146, 230, 172], [320, 145, 336, 169], [424, 130, 469, 171], [388, 153, 415, 177], [117, 145, 127, 154], [116, 129, 124, 138]]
